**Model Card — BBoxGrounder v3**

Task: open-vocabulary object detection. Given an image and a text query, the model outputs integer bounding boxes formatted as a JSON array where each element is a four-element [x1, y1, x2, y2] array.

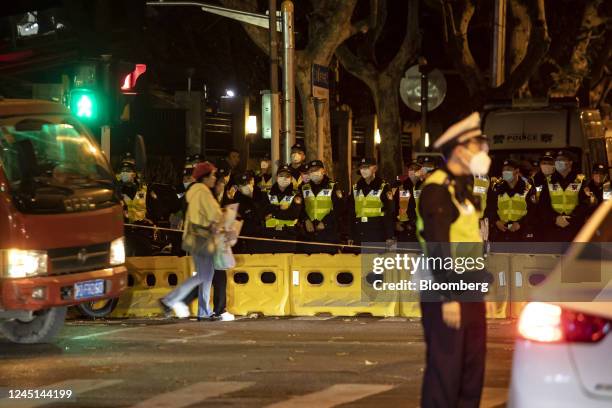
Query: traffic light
[[69, 89, 98, 120]]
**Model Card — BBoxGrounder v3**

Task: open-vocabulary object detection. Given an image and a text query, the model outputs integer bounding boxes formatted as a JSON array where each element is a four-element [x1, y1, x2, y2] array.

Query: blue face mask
[[502, 171, 514, 182], [555, 161, 568, 173]]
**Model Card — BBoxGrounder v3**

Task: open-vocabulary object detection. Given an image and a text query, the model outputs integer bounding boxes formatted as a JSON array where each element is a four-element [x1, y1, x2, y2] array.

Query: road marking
[[0, 379, 121, 408], [166, 330, 225, 343], [128, 381, 254, 408], [264, 384, 395, 408], [71, 328, 136, 340], [480, 387, 508, 408], [291, 316, 335, 321]]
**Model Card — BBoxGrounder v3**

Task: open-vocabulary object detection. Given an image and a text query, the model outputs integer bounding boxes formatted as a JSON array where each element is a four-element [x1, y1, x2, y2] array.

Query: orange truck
[[0, 98, 127, 344]]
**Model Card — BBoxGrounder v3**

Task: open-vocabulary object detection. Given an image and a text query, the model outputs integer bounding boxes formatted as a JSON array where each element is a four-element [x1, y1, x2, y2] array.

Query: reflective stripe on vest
[[266, 193, 298, 228], [303, 183, 334, 221], [547, 175, 584, 215], [603, 182, 611, 201], [353, 183, 386, 218], [413, 188, 422, 217], [417, 170, 482, 253], [398, 188, 411, 222], [124, 185, 147, 223], [496, 183, 531, 222]]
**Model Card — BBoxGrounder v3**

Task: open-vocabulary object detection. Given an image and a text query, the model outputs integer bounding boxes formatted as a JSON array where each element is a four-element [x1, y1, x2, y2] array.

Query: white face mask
[[541, 164, 555, 176], [310, 171, 323, 183], [555, 160, 569, 173], [502, 171, 515, 182], [301, 174, 310, 183], [291, 153, 303, 164], [422, 166, 433, 175], [239, 184, 254, 197], [183, 181, 191, 189], [360, 168, 373, 179], [467, 151, 491, 176], [260, 161, 270, 170], [277, 176, 291, 188], [120, 172, 134, 183]]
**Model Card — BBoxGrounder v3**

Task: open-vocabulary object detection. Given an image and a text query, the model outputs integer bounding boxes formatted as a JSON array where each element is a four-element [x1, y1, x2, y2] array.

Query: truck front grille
[[47, 242, 111, 275]]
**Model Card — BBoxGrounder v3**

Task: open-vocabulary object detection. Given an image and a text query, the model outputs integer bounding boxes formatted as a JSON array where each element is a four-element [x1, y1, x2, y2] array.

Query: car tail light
[[518, 302, 611, 343]]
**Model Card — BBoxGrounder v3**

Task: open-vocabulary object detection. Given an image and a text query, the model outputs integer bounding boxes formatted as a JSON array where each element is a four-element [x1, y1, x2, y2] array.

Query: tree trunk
[[508, 0, 531, 97], [373, 76, 403, 182]]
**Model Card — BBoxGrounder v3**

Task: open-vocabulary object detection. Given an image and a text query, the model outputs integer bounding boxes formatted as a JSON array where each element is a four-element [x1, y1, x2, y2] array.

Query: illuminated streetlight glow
[[246, 115, 257, 135], [225, 89, 235, 98]]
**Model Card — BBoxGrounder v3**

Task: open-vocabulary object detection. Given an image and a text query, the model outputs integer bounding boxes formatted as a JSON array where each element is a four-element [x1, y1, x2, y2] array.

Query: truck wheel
[[77, 298, 119, 318], [0, 307, 67, 344]]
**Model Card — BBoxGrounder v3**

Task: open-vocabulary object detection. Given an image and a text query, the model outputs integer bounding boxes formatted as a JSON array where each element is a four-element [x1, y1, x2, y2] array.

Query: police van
[[482, 98, 611, 177]]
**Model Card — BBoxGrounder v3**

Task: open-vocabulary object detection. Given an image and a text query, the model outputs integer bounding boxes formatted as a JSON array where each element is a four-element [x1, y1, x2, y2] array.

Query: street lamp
[[246, 115, 257, 136], [374, 128, 381, 145], [225, 89, 235, 98]]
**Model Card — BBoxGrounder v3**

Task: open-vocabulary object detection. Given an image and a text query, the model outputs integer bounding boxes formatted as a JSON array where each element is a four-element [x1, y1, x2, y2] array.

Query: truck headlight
[[110, 237, 125, 266], [2, 249, 48, 278]]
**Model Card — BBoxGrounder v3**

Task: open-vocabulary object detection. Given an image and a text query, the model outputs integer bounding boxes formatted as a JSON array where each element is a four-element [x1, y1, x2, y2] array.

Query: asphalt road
[[1, 317, 514, 408]]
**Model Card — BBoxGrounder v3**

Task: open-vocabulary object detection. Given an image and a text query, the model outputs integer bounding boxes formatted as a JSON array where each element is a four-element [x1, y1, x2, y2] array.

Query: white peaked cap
[[433, 112, 483, 150]]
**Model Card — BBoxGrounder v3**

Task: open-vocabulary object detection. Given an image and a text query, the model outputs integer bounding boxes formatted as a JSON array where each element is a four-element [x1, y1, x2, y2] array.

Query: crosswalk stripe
[[128, 381, 254, 408], [0, 379, 121, 408], [264, 384, 395, 408]]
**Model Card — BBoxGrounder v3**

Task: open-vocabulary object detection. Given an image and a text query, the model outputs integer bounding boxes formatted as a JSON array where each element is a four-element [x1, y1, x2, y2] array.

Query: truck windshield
[[0, 119, 114, 192]]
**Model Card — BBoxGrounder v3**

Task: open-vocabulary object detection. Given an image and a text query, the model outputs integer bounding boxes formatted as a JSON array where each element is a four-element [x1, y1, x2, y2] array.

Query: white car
[[508, 199, 612, 407]]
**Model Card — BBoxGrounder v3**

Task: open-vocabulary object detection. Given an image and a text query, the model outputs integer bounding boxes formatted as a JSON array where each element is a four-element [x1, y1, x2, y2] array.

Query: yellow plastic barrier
[[290, 254, 399, 317], [485, 253, 510, 319], [509, 253, 560, 318], [111, 256, 189, 318], [223, 253, 292, 316]]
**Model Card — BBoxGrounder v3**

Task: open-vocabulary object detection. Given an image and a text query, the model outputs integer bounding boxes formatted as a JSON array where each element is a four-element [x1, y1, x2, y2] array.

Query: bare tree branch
[[386, 0, 420, 78], [497, 0, 550, 96], [335, 44, 377, 86]]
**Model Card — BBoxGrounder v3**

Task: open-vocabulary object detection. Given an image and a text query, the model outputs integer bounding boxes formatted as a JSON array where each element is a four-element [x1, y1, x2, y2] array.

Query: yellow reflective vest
[[603, 181, 611, 201], [417, 170, 483, 259], [266, 193, 298, 229], [123, 184, 147, 223], [547, 174, 585, 215], [472, 174, 490, 215], [302, 182, 334, 221], [496, 182, 531, 222], [353, 182, 386, 219], [258, 174, 273, 193], [397, 186, 412, 222]]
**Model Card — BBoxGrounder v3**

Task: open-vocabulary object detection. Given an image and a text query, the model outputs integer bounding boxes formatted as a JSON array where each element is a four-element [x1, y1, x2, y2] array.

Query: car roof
[[0, 98, 70, 118]]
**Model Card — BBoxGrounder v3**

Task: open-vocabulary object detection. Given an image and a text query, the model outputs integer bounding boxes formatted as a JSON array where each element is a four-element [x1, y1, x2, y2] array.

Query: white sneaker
[[171, 302, 190, 318], [220, 311, 235, 321]]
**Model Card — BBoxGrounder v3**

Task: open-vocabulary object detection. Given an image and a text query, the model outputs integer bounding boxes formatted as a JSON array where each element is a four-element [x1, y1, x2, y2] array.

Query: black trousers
[[184, 269, 227, 316], [420, 301, 486, 408]]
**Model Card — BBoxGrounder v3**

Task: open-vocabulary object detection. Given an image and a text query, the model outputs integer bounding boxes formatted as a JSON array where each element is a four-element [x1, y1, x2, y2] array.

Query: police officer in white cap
[[417, 112, 492, 408]]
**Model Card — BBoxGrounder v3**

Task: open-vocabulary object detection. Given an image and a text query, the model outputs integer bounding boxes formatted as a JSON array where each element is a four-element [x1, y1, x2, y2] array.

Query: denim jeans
[[162, 254, 215, 318]]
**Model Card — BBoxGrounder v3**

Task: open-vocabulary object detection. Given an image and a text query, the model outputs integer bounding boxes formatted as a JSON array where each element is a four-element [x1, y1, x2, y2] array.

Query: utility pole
[[269, 0, 280, 174], [491, 0, 507, 87], [419, 57, 429, 151], [281, 1, 295, 164]]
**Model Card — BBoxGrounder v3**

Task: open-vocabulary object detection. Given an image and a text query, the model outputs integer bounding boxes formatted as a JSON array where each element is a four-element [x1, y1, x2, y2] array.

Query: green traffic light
[[76, 94, 93, 118], [70, 90, 97, 120]]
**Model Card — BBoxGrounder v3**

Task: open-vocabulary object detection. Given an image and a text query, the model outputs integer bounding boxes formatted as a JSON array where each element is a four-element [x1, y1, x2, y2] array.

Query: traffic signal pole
[[146, 1, 294, 168]]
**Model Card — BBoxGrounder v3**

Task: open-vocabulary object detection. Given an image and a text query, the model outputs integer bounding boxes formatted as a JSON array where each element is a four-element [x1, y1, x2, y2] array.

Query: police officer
[[585, 163, 611, 216], [417, 112, 491, 408], [289, 142, 307, 187], [300, 160, 345, 254], [255, 154, 273, 193], [531, 151, 555, 201], [537, 150, 590, 242], [117, 154, 148, 223], [393, 165, 417, 242], [263, 164, 303, 253], [348, 157, 395, 248], [487, 159, 536, 242], [226, 172, 269, 254]]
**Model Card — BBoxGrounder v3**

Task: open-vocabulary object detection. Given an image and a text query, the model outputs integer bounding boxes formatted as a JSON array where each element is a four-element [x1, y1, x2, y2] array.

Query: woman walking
[[160, 161, 222, 318]]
